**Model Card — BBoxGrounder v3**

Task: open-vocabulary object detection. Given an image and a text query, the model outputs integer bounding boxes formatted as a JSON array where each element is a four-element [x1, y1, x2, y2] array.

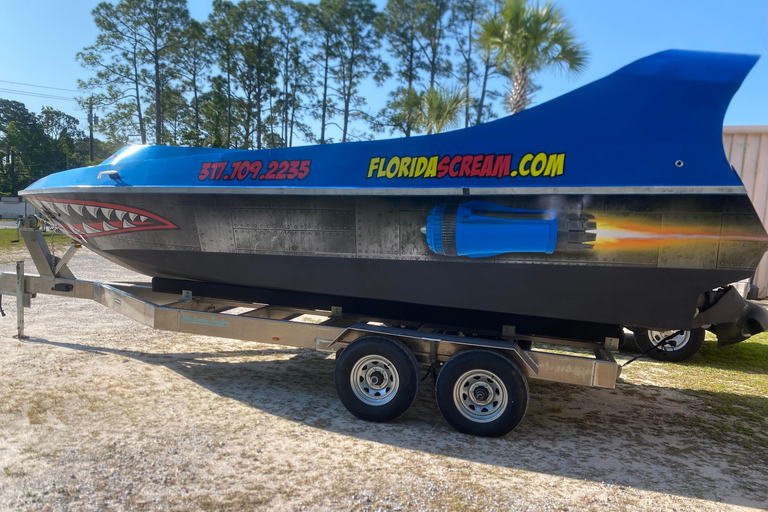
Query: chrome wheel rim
[[453, 369, 508, 423], [648, 330, 691, 352], [350, 355, 400, 406]]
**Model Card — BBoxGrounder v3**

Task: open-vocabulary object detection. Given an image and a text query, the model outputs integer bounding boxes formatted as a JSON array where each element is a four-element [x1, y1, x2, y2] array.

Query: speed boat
[[21, 50, 768, 345]]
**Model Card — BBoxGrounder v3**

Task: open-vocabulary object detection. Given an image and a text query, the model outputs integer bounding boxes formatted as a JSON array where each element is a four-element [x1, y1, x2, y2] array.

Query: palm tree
[[417, 86, 468, 135], [478, 0, 588, 115]]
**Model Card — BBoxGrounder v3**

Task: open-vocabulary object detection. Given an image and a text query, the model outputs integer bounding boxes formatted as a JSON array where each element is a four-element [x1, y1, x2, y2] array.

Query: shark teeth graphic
[[81, 223, 101, 234], [27, 197, 177, 237]]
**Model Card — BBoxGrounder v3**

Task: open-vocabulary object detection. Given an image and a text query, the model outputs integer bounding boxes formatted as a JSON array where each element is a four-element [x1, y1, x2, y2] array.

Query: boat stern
[[693, 286, 768, 347]]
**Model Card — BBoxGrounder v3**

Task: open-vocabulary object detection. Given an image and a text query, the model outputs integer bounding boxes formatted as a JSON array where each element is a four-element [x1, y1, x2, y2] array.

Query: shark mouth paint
[[28, 197, 177, 237]]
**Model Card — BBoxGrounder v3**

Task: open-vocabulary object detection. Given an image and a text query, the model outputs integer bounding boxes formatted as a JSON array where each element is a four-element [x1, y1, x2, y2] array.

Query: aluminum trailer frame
[[0, 220, 622, 435]]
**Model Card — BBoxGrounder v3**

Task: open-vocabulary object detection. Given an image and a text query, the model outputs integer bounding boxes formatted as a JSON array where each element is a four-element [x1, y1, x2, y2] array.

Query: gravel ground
[[0, 249, 766, 511]]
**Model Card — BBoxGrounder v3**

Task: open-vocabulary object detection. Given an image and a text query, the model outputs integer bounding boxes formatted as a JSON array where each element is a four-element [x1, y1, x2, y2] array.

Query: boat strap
[[622, 330, 684, 367]]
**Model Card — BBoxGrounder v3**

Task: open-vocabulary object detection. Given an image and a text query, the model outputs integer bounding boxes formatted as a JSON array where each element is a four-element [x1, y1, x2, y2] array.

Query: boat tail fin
[[507, 50, 759, 189]]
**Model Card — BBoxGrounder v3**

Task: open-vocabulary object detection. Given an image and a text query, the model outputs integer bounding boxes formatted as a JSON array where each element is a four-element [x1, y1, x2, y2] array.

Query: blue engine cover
[[426, 201, 559, 257]]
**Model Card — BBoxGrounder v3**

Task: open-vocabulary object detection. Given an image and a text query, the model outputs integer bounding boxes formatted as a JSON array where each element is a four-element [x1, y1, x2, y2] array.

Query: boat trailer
[[0, 218, 622, 437]]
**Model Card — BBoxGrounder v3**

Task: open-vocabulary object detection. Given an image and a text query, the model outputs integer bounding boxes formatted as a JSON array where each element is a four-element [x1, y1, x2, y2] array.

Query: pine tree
[[303, 0, 342, 144], [174, 20, 211, 146], [209, 0, 239, 147], [235, 0, 279, 149], [328, 0, 388, 142]]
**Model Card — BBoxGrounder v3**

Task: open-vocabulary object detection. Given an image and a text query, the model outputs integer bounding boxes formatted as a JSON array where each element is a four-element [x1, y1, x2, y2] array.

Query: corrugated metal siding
[[724, 126, 768, 297]]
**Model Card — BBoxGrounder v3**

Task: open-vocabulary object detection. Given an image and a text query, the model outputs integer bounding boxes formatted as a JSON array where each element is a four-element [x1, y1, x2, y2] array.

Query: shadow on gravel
[[21, 337, 768, 509]]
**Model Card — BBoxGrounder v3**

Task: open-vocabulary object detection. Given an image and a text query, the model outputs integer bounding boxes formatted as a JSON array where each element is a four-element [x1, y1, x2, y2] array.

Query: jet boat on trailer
[[20, 49, 768, 348]]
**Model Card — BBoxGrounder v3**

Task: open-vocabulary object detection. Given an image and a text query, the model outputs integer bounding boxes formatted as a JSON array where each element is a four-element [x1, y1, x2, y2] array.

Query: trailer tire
[[435, 350, 529, 437], [334, 336, 419, 423], [633, 328, 704, 362]]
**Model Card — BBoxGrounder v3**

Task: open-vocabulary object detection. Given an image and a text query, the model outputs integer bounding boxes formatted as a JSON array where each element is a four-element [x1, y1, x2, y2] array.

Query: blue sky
[[1, 0, 766, 142]]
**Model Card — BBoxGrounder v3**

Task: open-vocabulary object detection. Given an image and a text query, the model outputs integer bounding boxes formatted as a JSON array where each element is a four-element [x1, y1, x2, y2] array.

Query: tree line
[[78, 0, 587, 149], [0, 99, 120, 194], [0, 0, 586, 194]]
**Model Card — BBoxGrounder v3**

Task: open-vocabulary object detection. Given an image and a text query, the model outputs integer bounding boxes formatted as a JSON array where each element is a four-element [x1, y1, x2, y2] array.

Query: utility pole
[[226, 55, 231, 149], [88, 97, 94, 162]]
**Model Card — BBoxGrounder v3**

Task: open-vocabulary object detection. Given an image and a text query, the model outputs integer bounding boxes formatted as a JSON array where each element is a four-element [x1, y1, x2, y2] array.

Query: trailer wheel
[[334, 336, 419, 423], [435, 350, 529, 437], [633, 328, 704, 362]]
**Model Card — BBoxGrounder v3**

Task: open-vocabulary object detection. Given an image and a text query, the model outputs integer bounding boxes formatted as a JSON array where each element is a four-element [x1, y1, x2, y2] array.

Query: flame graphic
[[590, 218, 768, 251]]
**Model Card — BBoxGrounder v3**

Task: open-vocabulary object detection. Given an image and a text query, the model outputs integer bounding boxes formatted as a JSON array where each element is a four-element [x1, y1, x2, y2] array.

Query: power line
[[0, 80, 80, 93], [0, 88, 77, 100], [0, 88, 78, 102]]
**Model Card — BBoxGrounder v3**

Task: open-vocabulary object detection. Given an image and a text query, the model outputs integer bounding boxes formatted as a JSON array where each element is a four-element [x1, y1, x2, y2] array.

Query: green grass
[[622, 332, 768, 452], [624, 332, 768, 393], [685, 334, 768, 426], [627, 335, 768, 409], [700, 330, 768, 370], [0, 228, 72, 249]]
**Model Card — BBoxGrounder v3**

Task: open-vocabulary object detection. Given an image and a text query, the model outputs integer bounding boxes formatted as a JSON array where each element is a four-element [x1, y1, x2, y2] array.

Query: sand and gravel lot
[[0, 247, 766, 511]]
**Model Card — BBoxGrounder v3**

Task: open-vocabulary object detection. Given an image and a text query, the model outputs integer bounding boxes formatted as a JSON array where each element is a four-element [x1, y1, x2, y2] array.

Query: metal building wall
[[723, 126, 768, 297], [0, 197, 36, 219]]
